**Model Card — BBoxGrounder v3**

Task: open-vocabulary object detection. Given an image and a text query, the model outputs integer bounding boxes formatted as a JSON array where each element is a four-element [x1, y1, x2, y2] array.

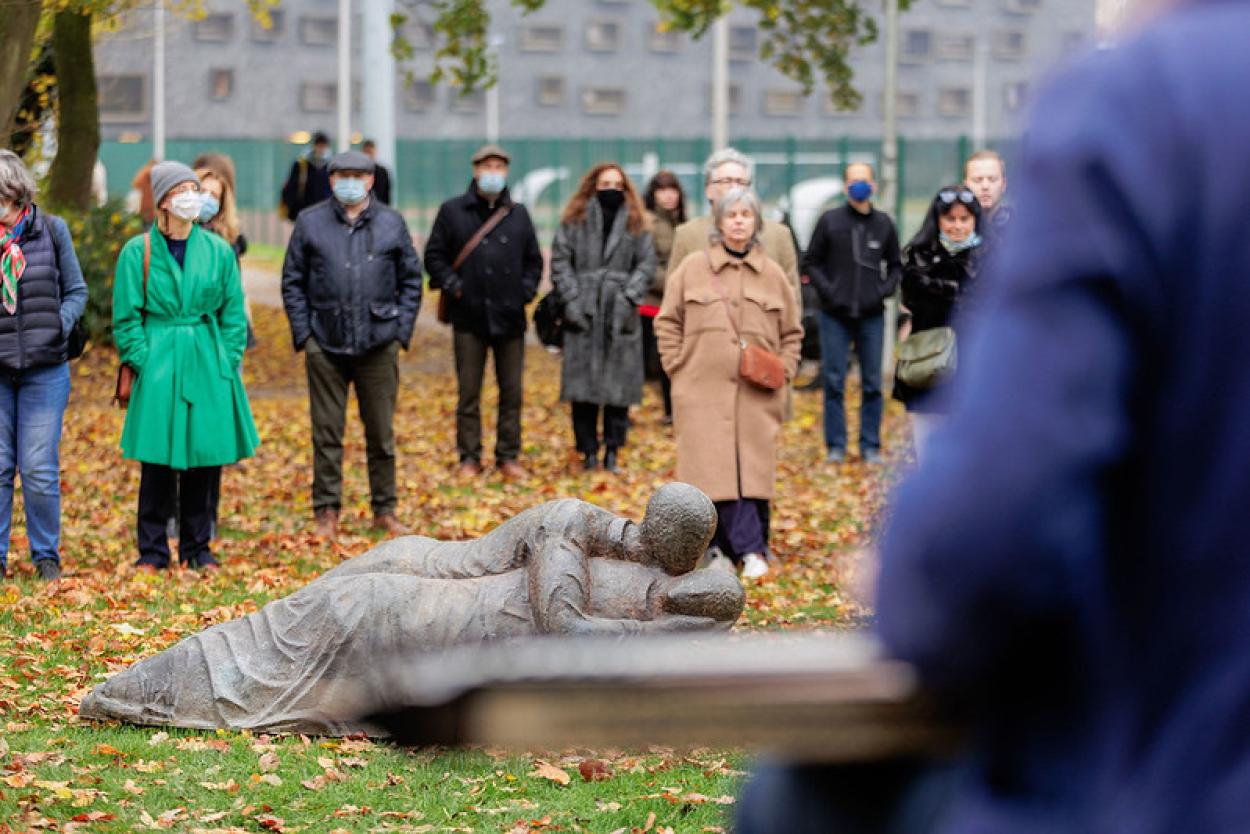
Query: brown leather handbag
[[113, 233, 150, 408], [438, 203, 513, 324], [707, 250, 787, 391]]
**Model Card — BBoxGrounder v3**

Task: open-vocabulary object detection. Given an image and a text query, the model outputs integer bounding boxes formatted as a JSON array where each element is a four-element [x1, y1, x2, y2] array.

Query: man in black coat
[[803, 162, 902, 465], [279, 131, 333, 221], [424, 144, 543, 480], [281, 151, 423, 540]]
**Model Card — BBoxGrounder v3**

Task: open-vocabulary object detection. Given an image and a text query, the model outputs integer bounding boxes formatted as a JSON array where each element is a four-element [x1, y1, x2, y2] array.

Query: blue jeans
[[0, 362, 71, 570], [819, 310, 885, 454]]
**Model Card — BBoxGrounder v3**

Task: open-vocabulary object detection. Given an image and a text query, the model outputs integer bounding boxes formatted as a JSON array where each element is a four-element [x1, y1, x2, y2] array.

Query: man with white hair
[[667, 148, 800, 306]]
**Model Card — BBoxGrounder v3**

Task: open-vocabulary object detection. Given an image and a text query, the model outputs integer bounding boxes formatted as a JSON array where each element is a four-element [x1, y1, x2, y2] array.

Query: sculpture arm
[[529, 540, 647, 635]]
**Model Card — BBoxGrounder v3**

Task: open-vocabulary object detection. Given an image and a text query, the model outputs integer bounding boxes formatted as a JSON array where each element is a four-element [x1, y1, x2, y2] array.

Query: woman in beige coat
[[655, 188, 803, 579]]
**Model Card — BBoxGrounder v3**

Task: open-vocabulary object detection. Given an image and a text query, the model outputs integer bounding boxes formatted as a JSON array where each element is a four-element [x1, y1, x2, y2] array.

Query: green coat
[[113, 226, 259, 469]]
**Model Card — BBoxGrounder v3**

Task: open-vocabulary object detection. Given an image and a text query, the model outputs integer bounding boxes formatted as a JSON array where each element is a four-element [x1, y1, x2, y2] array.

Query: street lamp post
[[337, 0, 351, 151], [153, 0, 166, 161]]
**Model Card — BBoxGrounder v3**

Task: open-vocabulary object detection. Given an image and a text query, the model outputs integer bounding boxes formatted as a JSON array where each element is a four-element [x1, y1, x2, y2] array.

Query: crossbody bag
[[437, 204, 513, 324]]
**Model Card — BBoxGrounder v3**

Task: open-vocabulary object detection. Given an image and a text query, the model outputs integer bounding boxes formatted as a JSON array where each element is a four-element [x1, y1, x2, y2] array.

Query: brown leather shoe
[[498, 460, 528, 481], [457, 459, 483, 477], [372, 513, 410, 537], [314, 508, 339, 540]]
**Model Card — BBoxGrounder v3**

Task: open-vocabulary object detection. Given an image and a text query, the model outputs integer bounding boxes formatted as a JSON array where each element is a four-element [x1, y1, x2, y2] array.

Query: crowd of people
[[0, 138, 1011, 582]]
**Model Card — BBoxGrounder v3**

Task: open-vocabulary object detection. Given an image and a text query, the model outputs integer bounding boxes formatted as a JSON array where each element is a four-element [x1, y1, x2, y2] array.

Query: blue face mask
[[197, 194, 221, 223], [847, 180, 874, 203], [333, 177, 368, 206], [477, 172, 507, 195]]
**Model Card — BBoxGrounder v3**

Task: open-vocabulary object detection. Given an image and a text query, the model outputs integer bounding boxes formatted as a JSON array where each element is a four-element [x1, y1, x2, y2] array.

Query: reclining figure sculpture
[[79, 483, 744, 735]]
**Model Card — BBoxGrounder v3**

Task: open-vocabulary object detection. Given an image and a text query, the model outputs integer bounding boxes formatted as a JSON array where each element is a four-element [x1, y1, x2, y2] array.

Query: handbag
[[532, 290, 565, 348], [438, 203, 513, 324], [706, 250, 787, 391], [895, 326, 957, 390], [113, 233, 150, 408]]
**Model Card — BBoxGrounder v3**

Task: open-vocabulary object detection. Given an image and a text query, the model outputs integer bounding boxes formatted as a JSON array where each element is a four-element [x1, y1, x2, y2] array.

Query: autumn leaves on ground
[[0, 266, 904, 833]]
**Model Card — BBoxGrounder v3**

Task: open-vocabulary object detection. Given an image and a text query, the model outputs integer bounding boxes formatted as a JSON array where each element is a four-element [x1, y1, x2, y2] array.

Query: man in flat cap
[[281, 150, 423, 540], [424, 144, 543, 480]]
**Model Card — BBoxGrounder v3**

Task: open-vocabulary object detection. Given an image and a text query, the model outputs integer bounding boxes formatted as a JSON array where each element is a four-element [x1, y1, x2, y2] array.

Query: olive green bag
[[896, 326, 957, 389]]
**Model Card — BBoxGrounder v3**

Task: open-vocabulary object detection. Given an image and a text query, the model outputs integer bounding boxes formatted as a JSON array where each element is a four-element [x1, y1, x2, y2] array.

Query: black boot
[[603, 448, 620, 474], [582, 452, 599, 472]]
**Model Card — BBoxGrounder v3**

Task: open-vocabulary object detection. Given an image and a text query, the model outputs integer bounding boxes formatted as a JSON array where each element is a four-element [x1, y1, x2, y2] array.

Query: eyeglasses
[[170, 182, 202, 196], [712, 177, 752, 187], [937, 188, 977, 206]]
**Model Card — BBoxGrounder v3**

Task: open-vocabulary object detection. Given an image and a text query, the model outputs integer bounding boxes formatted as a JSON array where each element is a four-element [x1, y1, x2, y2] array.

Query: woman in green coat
[[113, 161, 258, 573]]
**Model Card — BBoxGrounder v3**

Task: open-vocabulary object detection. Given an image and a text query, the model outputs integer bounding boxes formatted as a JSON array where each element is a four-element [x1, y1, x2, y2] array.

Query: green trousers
[[305, 340, 400, 516]]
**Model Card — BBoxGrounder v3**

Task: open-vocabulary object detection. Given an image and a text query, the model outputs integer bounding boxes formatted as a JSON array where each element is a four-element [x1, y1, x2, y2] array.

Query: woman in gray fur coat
[[551, 163, 656, 473]]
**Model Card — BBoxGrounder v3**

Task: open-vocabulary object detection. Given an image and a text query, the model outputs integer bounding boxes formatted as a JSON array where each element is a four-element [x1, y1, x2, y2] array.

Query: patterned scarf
[[939, 231, 982, 255], [0, 206, 33, 315]]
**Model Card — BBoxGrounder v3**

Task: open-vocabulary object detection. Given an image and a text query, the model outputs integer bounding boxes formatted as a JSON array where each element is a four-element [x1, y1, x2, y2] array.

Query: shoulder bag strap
[[142, 232, 150, 323], [452, 204, 513, 272], [705, 248, 745, 348]]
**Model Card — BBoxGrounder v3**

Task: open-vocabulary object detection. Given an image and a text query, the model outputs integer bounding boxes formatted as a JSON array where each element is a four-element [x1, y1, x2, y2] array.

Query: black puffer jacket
[[424, 183, 543, 340], [0, 207, 87, 372], [281, 198, 423, 356]]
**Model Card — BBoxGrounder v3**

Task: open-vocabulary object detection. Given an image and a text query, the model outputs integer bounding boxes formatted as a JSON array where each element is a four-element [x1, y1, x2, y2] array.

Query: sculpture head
[[661, 567, 745, 623], [589, 557, 744, 627], [637, 483, 717, 575]]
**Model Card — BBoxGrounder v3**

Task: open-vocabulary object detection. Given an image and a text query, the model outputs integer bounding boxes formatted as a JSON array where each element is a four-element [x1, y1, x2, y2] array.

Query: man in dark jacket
[[281, 151, 423, 540], [740, 1, 1250, 831], [802, 162, 901, 465], [280, 131, 333, 221], [424, 144, 543, 480], [361, 140, 392, 205]]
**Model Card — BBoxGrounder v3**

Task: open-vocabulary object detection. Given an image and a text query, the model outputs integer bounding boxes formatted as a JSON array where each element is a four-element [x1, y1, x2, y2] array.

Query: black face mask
[[596, 188, 625, 211]]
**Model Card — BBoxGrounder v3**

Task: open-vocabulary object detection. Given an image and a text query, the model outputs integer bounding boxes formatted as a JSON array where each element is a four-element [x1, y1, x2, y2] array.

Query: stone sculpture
[[79, 483, 744, 735]]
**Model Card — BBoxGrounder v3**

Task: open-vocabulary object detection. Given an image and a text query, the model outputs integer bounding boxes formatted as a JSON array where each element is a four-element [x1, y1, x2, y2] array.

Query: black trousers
[[137, 463, 219, 567], [571, 402, 629, 456], [713, 498, 771, 562], [453, 330, 525, 464], [640, 315, 672, 417]]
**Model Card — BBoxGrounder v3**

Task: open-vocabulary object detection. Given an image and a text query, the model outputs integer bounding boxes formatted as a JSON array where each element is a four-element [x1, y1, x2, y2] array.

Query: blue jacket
[[877, 3, 1250, 831]]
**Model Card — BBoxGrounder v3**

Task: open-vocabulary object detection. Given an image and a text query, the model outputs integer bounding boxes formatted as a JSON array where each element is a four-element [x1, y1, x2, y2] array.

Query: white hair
[[702, 147, 755, 187], [0, 151, 37, 208], [708, 187, 763, 247]]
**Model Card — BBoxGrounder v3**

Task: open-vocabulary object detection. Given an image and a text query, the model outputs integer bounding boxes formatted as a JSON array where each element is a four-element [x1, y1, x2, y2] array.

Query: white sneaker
[[741, 553, 769, 579]]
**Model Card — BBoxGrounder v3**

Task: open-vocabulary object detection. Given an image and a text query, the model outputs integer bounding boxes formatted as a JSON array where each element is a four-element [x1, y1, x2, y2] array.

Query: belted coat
[[113, 226, 258, 469], [550, 201, 656, 407]]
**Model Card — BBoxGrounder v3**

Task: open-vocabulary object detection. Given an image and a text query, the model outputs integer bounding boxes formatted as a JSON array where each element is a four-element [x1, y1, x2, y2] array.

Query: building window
[[581, 86, 626, 115], [1003, 81, 1028, 111], [893, 91, 920, 118], [648, 21, 681, 52], [763, 89, 803, 116], [729, 26, 757, 61], [208, 69, 233, 101], [404, 80, 435, 111], [520, 23, 564, 52], [1001, 0, 1042, 12], [993, 30, 1027, 59], [98, 74, 147, 122], [704, 83, 742, 115], [537, 75, 566, 106], [451, 89, 485, 114], [193, 13, 233, 42], [300, 16, 338, 47], [938, 87, 971, 117], [901, 29, 932, 62], [585, 20, 622, 51], [299, 82, 336, 113], [936, 33, 975, 60], [250, 10, 285, 42]]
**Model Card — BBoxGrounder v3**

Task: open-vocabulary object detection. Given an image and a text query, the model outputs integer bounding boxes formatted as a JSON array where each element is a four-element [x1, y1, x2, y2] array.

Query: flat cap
[[327, 151, 375, 174], [471, 144, 511, 165]]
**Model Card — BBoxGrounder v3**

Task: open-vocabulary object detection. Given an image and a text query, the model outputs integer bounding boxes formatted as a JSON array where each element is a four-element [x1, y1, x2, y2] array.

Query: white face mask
[[169, 191, 202, 222]]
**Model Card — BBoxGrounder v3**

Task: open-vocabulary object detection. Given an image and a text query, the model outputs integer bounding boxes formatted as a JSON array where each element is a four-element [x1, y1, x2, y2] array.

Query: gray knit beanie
[[150, 161, 200, 207]]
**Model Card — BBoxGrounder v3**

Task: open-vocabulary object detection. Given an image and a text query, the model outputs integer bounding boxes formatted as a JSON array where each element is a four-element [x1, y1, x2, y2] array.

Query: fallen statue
[[78, 483, 744, 735]]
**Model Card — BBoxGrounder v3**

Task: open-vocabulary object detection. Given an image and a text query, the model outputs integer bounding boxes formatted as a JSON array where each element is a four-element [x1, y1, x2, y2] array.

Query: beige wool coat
[[668, 215, 802, 307], [655, 245, 803, 501]]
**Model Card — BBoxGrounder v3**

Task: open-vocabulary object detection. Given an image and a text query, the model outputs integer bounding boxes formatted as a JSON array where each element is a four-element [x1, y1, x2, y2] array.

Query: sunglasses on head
[[937, 188, 978, 207]]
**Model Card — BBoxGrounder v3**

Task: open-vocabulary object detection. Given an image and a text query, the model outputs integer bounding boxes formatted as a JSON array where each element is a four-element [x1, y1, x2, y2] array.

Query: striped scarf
[[0, 206, 32, 315]]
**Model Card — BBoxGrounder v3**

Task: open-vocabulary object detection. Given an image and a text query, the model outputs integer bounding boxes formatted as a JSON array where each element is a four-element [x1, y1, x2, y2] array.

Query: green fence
[[99, 136, 1016, 248]]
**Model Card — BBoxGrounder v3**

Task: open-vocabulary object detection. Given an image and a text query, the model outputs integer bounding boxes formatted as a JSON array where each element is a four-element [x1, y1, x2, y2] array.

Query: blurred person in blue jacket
[[739, 0, 1250, 831]]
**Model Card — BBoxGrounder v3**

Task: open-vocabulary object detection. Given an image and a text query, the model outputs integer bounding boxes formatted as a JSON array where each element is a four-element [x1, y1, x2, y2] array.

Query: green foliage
[[393, 0, 886, 111], [55, 199, 142, 345]]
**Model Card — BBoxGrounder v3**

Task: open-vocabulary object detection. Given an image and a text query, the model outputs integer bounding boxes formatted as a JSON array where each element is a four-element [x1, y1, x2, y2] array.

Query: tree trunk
[[46, 9, 99, 212], [0, 0, 44, 145]]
